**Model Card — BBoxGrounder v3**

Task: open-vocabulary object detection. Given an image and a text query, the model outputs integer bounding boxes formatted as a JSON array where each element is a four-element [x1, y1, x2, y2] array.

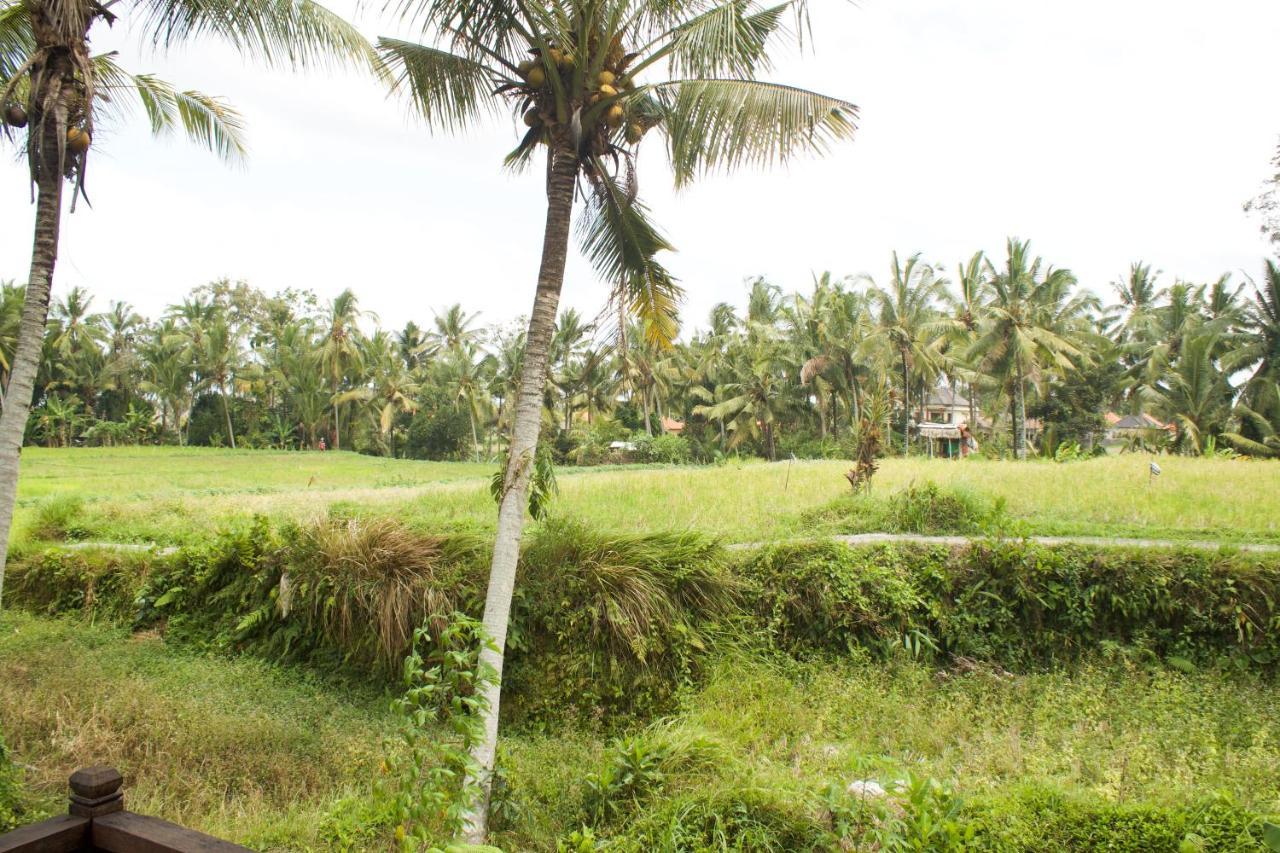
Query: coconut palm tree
[[0, 0, 371, 611], [864, 251, 948, 453], [1224, 259, 1280, 439], [1150, 326, 1234, 454], [432, 303, 483, 356], [138, 319, 191, 439], [377, 0, 858, 836], [319, 289, 372, 450], [196, 315, 243, 449], [967, 238, 1094, 459], [339, 331, 421, 454], [0, 281, 25, 406]]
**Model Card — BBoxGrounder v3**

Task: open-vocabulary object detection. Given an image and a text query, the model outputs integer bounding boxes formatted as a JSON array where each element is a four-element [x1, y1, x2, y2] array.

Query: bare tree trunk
[[222, 384, 236, 450], [0, 55, 70, 612], [463, 142, 578, 843], [969, 381, 977, 431], [900, 350, 910, 455], [469, 406, 480, 462], [1013, 363, 1027, 460]]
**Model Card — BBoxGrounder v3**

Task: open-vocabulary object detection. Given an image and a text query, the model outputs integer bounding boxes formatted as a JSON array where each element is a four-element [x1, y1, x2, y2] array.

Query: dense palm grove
[[3, 239, 1276, 462]]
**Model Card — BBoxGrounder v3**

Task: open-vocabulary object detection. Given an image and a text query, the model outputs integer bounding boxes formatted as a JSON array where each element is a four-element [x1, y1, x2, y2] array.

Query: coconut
[[588, 92, 602, 106], [625, 122, 643, 144], [547, 48, 564, 66], [3, 103, 27, 128], [526, 66, 546, 88], [606, 105, 625, 129], [559, 52, 576, 71], [66, 127, 90, 154], [517, 60, 535, 79], [598, 84, 618, 98], [523, 109, 540, 127], [597, 70, 616, 87]]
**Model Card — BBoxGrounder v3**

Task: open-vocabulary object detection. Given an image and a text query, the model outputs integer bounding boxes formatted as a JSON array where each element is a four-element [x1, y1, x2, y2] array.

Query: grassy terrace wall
[[8, 519, 1279, 716]]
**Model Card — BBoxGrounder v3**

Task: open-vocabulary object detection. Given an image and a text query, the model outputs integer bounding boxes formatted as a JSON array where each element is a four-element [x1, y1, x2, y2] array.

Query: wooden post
[[69, 767, 124, 819], [0, 766, 251, 852]]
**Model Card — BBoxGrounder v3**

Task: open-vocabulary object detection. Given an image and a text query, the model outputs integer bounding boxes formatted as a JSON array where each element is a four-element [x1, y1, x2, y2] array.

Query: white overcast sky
[[2, 1, 1278, 336]]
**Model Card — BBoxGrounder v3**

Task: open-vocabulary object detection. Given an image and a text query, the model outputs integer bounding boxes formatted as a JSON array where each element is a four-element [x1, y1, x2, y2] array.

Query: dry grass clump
[[284, 518, 486, 667]]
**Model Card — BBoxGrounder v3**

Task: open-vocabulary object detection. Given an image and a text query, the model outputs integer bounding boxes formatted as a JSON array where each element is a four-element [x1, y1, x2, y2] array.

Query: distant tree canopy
[[1, 247, 1278, 461]]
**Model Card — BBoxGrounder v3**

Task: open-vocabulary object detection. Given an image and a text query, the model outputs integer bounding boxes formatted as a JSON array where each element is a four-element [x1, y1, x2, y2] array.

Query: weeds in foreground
[[381, 613, 496, 849]]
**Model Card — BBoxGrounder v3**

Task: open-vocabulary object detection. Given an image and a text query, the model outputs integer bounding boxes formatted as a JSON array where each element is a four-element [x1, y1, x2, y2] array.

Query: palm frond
[[377, 36, 505, 133], [94, 59, 246, 162], [653, 78, 856, 186], [132, 0, 375, 70], [0, 0, 33, 84], [578, 164, 683, 347], [664, 0, 786, 79]]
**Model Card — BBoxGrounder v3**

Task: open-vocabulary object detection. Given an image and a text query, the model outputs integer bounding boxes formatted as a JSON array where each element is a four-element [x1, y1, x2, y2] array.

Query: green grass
[[5, 448, 1280, 849], [11, 448, 1280, 547], [0, 611, 398, 850], [498, 653, 1280, 848], [3, 613, 1275, 851]]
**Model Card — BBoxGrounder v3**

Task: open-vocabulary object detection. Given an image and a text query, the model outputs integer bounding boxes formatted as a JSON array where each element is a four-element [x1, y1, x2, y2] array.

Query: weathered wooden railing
[[0, 766, 248, 852]]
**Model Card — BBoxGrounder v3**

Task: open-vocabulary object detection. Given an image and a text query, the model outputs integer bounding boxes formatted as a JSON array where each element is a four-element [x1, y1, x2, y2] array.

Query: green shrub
[[5, 517, 733, 723], [738, 540, 1280, 668], [885, 481, 991, 534], [9, 522, 1279, 722], [963, 787, 1273, 851], [0, 733, 25, 832], [28, 495, 92, 541], [632, 433, 693, 465], [804, 480, 998, 536], [608, 787, 833, 852], [505, 520, 734, 722]]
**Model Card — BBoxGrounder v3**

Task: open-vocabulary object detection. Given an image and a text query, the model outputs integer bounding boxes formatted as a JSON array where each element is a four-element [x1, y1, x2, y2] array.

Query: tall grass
[[12, 450, 1280, 547]]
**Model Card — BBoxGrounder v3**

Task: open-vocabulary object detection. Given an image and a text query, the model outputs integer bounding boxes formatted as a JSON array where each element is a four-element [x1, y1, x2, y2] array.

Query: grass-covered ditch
[[3, 515, 1280, 850]]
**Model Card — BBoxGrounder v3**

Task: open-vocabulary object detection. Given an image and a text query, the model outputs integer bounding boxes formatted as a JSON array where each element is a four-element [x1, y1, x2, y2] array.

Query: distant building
[[1104, 412, 1176, 445], [660, 416, 685, 434]]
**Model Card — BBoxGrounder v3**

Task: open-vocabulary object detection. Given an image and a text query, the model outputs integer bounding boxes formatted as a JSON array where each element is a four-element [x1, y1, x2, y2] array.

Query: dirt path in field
[[730, 533, 1280, 553]]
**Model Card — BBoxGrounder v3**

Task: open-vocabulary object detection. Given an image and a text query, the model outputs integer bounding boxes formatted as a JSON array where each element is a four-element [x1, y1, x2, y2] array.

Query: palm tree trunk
[[900, 350, 910, 455], [0, 79, 68, 612], [469, 407, 480, 463], [332, 400, 340, 450], [1013, 364, 1027, 460], [222, 383, 237, 450], [464, 143, 578, 842], [968, 381, 976, 431]]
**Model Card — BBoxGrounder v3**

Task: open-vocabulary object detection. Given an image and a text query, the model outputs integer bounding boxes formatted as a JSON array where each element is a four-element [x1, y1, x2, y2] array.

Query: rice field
[[10, 447, 1280, 546]]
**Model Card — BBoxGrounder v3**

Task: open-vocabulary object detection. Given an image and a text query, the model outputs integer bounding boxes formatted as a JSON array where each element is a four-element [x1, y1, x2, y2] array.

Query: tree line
[[4, 241, 1276, 461]]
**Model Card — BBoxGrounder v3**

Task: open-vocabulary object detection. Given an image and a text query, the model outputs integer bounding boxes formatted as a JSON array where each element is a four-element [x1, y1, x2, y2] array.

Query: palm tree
[[0, 281, 25, 406], [968, 238, 1095, 459], [318, 289, 372, 450], [0, 0, 370, 610], [432, 303, 483, 356], [197, 316, 243, 449], [1225, 259, 1280, 440], [694, 347, 787, 459], [340, 331, 420, 454], [865, 251, 948, 453], [138, 319, 191, 440], [378, 0, 858, 836], [437, 343, 491, 461], [1150, 326, 1234, 454]]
